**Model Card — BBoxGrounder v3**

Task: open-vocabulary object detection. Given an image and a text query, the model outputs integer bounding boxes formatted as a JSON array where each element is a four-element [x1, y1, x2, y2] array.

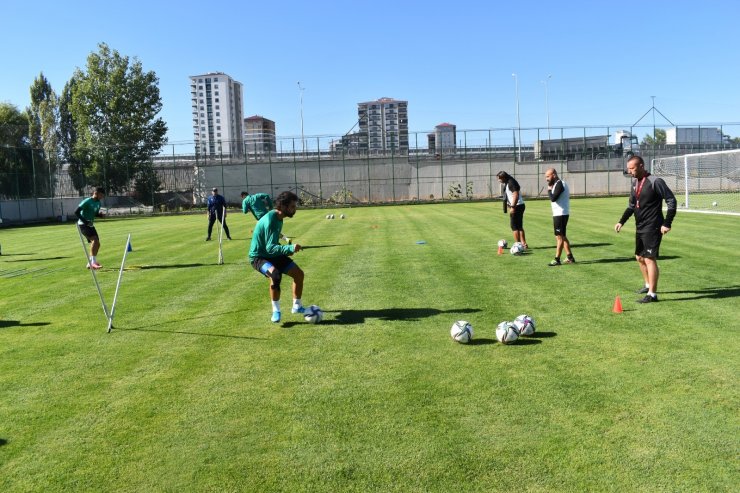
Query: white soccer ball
[[450, 320, 474, 344], [330, 214, 335, 219], [513, 314, 536, 336], [304, 305, 323, 324], [510, 242, 524, 255], [497, 239, 508, 248], [340, 214, 346, 219], [496, 321, 520, 344], [712, 201, 718, 207], [326, 214, 331, 219]]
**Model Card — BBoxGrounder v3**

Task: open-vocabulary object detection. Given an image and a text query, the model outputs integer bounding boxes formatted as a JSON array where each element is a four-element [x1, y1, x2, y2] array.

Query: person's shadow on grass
[[282, 307, 481, 327], [660, 285, 740, 301], [0, 320, 51, 329]]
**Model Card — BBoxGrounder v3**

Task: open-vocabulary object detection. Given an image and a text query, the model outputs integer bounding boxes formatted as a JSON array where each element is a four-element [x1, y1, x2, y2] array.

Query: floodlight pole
[[297, 81, 305, 157], [512, 73, 522, 162]]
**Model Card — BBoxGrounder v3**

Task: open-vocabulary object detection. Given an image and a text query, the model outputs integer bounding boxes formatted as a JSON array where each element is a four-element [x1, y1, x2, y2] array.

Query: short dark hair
[[94, 187, 105, 195], [628, 155, 645, 167], [240, 191, 247, 197], [274, 191, 299, 211]]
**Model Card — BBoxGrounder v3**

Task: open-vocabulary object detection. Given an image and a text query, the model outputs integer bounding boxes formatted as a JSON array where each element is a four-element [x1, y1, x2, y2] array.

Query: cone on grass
[[127, 242, 133, 252], [497, 245, 503, 255], [612, 295, 623, 313]]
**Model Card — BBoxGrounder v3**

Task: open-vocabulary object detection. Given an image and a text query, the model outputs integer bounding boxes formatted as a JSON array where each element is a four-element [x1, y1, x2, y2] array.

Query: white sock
[[648, 291, 656, 297], [645, 283, 650, 288], [90, 256, 96, 263], [293, 298, 302, 307], [271, 301, 280, 312]]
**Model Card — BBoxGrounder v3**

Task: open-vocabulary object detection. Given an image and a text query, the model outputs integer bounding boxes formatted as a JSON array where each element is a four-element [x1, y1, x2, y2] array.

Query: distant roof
[[358, 97, 408, 105], [436, 122, 455, 127]]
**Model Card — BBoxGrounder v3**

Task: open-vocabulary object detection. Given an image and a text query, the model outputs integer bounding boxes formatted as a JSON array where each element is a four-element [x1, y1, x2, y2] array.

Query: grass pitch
[[0, 197, 738, 492]]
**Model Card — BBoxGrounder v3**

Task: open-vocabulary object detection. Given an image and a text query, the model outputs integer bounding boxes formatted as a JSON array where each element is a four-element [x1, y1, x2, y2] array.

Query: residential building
[[435, 123, 457, 154], [357, 97, 409, 154], [244, 115, 277, 155], [190, 72, 244, 157]]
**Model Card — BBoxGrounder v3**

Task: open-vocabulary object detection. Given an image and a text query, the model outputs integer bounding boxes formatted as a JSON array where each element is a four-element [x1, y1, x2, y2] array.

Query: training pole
[[107, 234, 132, 333], [76, 224, 109, 321], [217, 205, 225, 265]]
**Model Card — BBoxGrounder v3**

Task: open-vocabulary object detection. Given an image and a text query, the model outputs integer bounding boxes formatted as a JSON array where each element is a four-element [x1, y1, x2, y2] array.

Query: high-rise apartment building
[[244, 115, 277, 155], [357, 97, 408, 154], [190, 72, 244, 157]]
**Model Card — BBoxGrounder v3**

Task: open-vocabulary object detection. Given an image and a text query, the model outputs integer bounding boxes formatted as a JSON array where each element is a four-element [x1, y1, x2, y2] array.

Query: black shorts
[[251, 256, 297, 276], [553, 215, 569, 237], [78, 224, 99, 243], [635, 230, 662, 258], [509, 203, 525, 231]]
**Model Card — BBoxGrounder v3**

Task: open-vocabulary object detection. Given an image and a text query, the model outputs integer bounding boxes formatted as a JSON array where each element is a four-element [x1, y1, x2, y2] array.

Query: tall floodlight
[[297, 81, 306, 156], [542, 74, 552, 140], [512, 73, 522, 162]]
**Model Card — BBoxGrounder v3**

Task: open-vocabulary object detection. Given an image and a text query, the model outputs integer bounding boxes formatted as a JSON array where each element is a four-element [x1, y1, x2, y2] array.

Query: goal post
[[651, 149, 740, 215]]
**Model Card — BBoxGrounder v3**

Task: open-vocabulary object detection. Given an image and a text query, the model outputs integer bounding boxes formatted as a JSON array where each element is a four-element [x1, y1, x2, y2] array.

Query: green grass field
[[1, 197, 738, 492]]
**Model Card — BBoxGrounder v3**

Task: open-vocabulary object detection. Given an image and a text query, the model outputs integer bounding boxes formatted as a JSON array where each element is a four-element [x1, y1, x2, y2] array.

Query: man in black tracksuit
[[615, 156, 677, 303]]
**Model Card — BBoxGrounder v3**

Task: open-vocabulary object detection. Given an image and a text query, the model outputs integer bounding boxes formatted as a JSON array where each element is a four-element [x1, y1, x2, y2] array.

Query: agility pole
[[217, 205, 225, 265], [107, 233, 132, 333], [77, 224, 110, 321]]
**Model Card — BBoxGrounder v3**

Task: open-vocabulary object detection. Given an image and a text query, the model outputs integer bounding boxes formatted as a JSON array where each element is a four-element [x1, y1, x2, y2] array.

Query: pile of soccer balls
[[450, 314, 536, 345]]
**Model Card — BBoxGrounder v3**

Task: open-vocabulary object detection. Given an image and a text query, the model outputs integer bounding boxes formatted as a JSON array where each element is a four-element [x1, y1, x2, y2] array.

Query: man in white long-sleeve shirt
[[545, 168, 575, 266]]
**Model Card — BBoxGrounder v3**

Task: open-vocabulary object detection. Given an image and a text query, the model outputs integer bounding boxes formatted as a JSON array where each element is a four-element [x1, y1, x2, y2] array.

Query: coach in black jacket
[[615, 156, 677, 303]]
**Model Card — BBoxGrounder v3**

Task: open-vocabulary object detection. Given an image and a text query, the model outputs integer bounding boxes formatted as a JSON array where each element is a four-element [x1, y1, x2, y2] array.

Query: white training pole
[[217, 205, 225, 264], [107, 233, 131, 333], [76, 224, 109, 321]]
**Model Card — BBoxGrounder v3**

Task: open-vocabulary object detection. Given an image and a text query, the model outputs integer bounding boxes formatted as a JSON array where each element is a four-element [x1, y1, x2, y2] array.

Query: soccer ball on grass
[[510, 242, 525, 255], [496, 321, 520, 344], [450, 321, 474, 344], [513, 314, 536, 336], [304, 305, 324, 323]]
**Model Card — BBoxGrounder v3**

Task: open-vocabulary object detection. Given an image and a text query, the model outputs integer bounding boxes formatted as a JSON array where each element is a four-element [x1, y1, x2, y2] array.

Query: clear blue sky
[[2, 0, 739, 145]]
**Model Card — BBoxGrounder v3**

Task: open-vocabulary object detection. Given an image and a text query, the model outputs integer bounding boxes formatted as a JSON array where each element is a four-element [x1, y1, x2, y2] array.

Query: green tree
[[641, 128, 666, 146], [59, 75, 89, 193], [27, 72, 59, 197], [69, 42, 167, 194], [0, 103, 33, 198]]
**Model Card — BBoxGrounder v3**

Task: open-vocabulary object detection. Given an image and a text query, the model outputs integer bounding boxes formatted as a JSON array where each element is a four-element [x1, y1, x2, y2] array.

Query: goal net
[[651, 149, 740, 214]]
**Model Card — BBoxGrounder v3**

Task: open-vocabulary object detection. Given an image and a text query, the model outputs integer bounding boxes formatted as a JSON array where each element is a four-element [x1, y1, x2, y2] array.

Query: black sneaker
[[637, 295, 658, 303], [635, 287, 649, 294], [564, 256, 575, 264], [548, 259, 561, 267], [206, 237, 211, 241]]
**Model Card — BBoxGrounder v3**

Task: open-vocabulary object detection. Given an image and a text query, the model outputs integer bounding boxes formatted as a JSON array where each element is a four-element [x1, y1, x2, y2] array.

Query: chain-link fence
[[2, 124, 739, 224]]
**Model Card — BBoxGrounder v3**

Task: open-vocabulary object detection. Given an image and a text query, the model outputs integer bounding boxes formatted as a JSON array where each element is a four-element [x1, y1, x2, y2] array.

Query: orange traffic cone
[[497, 245, 503, 255], [612, 295, 623, 313]]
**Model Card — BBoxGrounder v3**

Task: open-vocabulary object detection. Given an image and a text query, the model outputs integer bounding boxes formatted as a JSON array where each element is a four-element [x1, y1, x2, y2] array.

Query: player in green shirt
[[241, 191, 291, 243], [74, 187, 106, 269], [248, 191, 304, 323]]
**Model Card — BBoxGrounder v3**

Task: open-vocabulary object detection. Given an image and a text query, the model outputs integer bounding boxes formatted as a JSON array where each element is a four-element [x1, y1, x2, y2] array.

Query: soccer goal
[[651, 149, 740, 215]]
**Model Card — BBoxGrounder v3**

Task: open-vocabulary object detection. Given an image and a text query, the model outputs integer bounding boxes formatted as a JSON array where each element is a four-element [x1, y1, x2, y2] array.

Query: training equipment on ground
[[510, 242, 525, 255], [651, 149, 740, 215], [513, 314, 536, 336], [340, 214, 346, 219], [612, 296, 623, 313], [304, 305, 324, 323], [496, 321, 520, 344], [450, 321, 474, 344], [497, 239, 508, 248], [217, 206, 225, 265], [330, 214, 335, 219]]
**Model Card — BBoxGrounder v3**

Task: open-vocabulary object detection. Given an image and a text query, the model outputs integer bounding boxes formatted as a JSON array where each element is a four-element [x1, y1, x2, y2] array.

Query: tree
[[69, 43, 167, 194], [59, 75, 89, 193], [0, 102, 33, 198], [641, 128, 666, 146], [27, 72, 59, 197]]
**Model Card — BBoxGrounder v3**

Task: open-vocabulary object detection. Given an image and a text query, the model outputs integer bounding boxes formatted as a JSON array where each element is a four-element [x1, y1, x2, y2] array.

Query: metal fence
[[2, 124, 739, 224]]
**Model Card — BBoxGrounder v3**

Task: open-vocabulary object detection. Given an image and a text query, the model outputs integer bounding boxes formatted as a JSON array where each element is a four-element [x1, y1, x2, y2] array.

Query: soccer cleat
[[635, 287, 649, 294], [548, 259, 561, 266], [86, 262, 102, 270], [271, 311, 281, 323], [564, 257, 576, 264], [637, 295, 658, 303], [291, 305, 306, 314], [205, 237, 211, 241]]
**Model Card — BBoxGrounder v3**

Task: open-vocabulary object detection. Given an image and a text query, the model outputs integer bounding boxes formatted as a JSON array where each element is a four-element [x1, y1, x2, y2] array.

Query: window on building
[[216, 119, 220, 123], [217, 126, 221, 130], [216, 112, 220, 116], [215, 98, 219, 103], [215, 105, 220, 110], [217, 133, 221, 137]]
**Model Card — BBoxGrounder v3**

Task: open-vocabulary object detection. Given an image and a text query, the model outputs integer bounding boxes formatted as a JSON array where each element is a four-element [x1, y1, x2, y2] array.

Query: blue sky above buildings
[[2, 0, 739, 144]]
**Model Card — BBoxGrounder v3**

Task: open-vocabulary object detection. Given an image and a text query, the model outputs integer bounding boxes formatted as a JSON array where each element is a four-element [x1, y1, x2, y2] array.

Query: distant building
[[435, 123, 456, 154], [244, 115, 277, 155], [357, 97, 409, 154], [427, 133, 436, 153], [666, 127, 724, 145], [190, 72, 244, 157]]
